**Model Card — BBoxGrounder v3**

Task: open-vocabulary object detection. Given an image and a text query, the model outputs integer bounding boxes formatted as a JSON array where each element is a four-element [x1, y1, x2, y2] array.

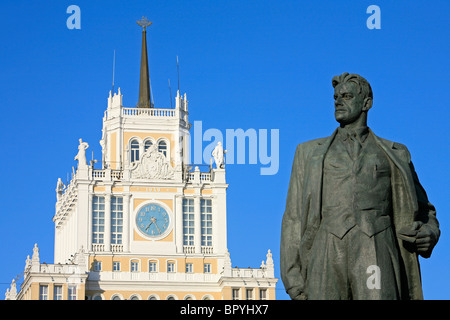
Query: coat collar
[[337, 126, 370, 144], [312, 128, 338, 160], [314, 127, 409, 171]]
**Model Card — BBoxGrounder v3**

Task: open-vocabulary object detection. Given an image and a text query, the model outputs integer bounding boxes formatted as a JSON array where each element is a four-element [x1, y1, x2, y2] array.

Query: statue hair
[[332, 72, 373, 101]]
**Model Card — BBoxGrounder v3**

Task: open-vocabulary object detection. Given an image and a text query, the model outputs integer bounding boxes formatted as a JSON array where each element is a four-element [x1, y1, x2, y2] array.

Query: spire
[[137, 17, 153, 108]]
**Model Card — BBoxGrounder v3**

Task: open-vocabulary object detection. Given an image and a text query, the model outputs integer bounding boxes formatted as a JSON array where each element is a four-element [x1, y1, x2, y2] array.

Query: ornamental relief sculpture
[[130, 144, 174, 180]]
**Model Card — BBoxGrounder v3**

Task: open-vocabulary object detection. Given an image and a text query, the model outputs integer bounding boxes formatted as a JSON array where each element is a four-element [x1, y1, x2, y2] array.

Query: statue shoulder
[[374, 134, 412, 163], [293, 136, 331, 161], [297, 136, 330, 151]]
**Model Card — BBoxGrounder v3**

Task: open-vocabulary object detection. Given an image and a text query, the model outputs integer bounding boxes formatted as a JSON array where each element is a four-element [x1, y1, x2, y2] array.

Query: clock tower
[[5, 18, 278, 301]]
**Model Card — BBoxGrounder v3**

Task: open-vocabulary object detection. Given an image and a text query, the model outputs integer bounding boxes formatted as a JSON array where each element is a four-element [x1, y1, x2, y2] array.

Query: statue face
[[333, 82, 366, 125]]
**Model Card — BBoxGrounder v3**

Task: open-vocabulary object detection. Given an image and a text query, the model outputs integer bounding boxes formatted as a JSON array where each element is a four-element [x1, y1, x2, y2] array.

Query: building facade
[[4, 19, 277, 301]]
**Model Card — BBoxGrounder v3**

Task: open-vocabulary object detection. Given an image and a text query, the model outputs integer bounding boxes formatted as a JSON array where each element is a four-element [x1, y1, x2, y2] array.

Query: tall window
[[144, 140, 153, 151], [201, 199, 213, 246], [111, 196, 123, 244], [68, 285, 77, 300], [186, 263, 193, 273], [158, 140, 167, 157], [130, 139, 140, 162], [39, 285, 48, 300], [92, 196, 105, 244], [232, 288, 240, 300], [53, 285, 62, 300], [204, 263, 211, 274], [183, 199, 194, 246], [246, 289, 253, 300], [259, 289, 267, 300]]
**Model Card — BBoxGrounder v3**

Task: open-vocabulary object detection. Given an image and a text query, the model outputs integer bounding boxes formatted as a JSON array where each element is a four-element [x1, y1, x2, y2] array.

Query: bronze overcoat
[[280, 129, 439, 300]]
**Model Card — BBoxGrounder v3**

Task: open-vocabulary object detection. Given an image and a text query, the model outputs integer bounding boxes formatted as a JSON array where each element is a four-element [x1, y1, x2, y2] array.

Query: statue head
[[332, 73, 373, 127]]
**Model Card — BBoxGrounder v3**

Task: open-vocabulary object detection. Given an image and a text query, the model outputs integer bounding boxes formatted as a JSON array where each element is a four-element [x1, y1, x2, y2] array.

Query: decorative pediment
[[130, 145, 174, 180]]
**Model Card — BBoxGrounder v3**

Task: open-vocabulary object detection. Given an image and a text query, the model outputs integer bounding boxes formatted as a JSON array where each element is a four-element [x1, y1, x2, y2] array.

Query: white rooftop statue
[[74, 138, 89, 169], [212, 142, 226, 169]]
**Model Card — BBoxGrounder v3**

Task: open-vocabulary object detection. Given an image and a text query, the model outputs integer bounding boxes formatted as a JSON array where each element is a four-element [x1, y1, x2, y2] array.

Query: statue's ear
[[363, 98, 373, 112]]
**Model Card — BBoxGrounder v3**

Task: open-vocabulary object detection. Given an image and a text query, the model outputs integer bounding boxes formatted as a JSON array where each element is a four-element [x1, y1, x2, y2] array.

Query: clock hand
[[145, 217, 157, 231], [154, 220, 162, 234], [145, 221, 153, 231], [145, 217, 160, 233]]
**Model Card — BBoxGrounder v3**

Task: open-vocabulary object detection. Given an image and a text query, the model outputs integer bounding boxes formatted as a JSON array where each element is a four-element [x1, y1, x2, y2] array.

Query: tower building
[[5, 18, 277, 301]]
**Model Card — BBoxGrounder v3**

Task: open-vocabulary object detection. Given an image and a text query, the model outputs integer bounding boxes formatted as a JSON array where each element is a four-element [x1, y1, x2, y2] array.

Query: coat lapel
[[303, 129, 338, 233]]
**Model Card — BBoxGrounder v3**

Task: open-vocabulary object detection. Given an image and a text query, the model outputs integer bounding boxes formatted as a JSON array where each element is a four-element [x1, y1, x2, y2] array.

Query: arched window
[[130, 139, 140, 163], [158, 140, 167, 157], [144, 140, 153, 152]]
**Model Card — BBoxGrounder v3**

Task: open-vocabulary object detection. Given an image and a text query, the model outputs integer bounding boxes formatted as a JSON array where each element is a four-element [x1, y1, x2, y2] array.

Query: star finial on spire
[[137, 16, 152, 29]]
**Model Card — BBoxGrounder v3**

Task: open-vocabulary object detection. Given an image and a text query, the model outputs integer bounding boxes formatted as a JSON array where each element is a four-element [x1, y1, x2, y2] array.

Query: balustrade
[[183, 246, 195, 254], [92, 244, 105, 252], [201, 246, 214, 254], [122, 107, 175, 117], [89, 271, 220, 282]]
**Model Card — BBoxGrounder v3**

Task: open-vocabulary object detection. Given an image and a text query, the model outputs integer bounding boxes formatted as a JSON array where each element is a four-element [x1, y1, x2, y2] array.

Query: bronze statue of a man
[[280, 73, 440, 300]]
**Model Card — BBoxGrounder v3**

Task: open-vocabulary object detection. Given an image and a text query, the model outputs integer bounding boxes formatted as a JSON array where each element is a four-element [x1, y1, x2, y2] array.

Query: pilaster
[[76, 182, 90, 254], [194, 195, 201, 254], [123, 193, 131, 252], [104, 193, 112, 252], [87, 193, 93, 251], [175, 195, 184, 253]]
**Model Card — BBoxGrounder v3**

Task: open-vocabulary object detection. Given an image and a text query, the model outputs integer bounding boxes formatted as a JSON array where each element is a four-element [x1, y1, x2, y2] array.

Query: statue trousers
[[305, 222, 402, 299]]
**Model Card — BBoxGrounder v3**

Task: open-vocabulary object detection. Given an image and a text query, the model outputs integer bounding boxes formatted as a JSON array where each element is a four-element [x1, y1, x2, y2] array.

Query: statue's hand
[[398, 221, 437, 258], [288, 287, 307, 300], [415, 222, 438, 258], [293, 292, 308, 300]]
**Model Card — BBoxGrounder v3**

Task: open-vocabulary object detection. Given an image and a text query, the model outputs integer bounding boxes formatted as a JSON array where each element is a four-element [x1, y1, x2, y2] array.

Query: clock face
[[136, 203, 171, 238]]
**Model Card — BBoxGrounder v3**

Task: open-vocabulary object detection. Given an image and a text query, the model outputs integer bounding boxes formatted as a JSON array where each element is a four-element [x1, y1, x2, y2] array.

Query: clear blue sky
[[0, 1, 448, 300]]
